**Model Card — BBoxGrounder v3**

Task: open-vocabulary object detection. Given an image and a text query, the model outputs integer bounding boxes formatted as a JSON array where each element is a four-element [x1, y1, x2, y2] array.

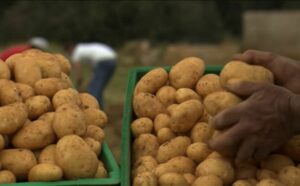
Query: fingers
[[226, 79, 268, 97], [213, 103, 244, 130], [209, 123, 247, 155], [235, 137, 257, 164], [233, 50, 277, 68]]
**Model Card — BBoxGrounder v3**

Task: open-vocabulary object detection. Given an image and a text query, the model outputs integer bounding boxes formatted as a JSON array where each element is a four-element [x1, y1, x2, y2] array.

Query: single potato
[[169, 57, 205, 89], [79, 93, 100, 109], [190, 122, 214, 143], [195, 73, 223, 97], [175, 88, 201, 103], [84, 108, 108, 128], [52, 88, 82, 109], [169, 99, 203, 133], [25, 95, 52, 119], [133, 172, 157, 186], [220, 60, 274, 87], [156, 136, 191, 163], [56, 135, 98, 179], [186, 142, 212, 163], [0, 60, 11, 79], [134, 67, 168, 95], [28, 163, 63, 182], [159, 173, 189, 186], [154, 113, 171, 133], [0, 170, 16, 184], [38, 144, 56, 164], [157, 128, 176, 144], [133, 92, 166, 119], [84, 125, 105, 143], [0, 79, 22, 105], [34, 78, 69, 98], [12, 120, 56, 150], [131, 117, 154, 137], [0, 149, 37, 180], [133, 134, 159, 161], [278, 166, 300, 186], [204, 91, 242, 116], [156, 86, 177, 106], [192, 175, 223, 186], [16, 83, 35, 100]]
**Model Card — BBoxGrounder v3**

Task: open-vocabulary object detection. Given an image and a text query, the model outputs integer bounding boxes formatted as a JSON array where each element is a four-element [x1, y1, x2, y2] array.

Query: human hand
[[234, 50, 300, 94], [208, 80, 297, 163]]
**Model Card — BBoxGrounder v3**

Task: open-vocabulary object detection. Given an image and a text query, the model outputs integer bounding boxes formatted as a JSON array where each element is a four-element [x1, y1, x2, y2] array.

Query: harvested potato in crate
[[0, 49, 119, 185], [123, 57, 300, 186]]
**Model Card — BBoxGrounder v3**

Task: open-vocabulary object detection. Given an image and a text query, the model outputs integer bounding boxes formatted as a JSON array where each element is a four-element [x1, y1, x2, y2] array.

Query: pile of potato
[[131, 57, 300, 186], [0, 49, 108, 183]]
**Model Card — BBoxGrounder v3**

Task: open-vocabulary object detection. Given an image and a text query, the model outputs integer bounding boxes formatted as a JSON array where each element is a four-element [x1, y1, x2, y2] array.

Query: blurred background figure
[[0, 37, 49, 60], [70, 42, 117, 108]]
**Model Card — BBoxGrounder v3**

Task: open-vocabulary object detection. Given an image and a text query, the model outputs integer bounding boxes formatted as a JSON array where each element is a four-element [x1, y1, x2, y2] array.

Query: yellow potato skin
[[28, 163, 63, 182], [159, 173, 189, 186], [0, 170, 16, 184]]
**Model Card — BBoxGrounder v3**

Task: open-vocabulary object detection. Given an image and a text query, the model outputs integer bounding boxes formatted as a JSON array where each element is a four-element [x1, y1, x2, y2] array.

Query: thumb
[[226, 79, 267, 96]]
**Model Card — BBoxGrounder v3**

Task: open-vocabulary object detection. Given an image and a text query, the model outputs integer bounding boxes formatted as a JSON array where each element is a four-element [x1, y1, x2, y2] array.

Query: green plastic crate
[[120, 66, 223, 186], [2, 142, 120, 186]]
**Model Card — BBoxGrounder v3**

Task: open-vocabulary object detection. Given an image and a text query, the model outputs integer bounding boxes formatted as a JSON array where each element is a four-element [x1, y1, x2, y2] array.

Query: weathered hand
[[234, 50, 300, 94], [209, 80, 297, 163]]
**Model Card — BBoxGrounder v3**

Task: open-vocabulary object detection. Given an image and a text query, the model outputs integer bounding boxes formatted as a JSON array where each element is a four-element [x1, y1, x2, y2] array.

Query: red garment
[[0, 44, 32, 61]]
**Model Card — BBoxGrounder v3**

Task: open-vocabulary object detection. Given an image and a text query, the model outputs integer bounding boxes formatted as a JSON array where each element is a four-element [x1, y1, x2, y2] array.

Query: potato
[[0, 102, 28, 134], [0, 170, 16, 184], [85, 125, 105, 143], [183, 173, 196, 185], [53, 104, 86, 138], [28, 163, 63, 182], [261, 154, 294, 173], [195, 157, 235, 185], [0, 60, 11, 79], [133, 172, 157, 186], [207, 151, 223, 159], [156, 136, 191, 163], [133, 92, 166, 119], [84, 137, 101, 156], [256, 179, 284, 186], [159, 173, 189, 186], [131, 117, 153, 137], [192, 175, 223, 186], [235, 162, 257, 180], [12, 120, 56, 150], [14, 60, 42, 86], [79, 93, 100, 109], [169, 99, 203, 133], [0, 79, 22, 105], [156, 86, 176, 106], [133, 156, 158, 176], [154, 114, 171, 133], [56, 135, 98, 179], [175, 88, 201, 103], [232, 180, 253, 186], [54, 53, 72, 75], [257, 169, 277, 180], [61, 72, 74, 88], [84, 108, 108, 128], [283, 135, 300, 162], [155, 156, 196, 177], [94, 161, 107, 178], [204, 91, 242, 116], [134, 67, 168, 95], [278, 166, 300, 186], [195, 74, 223, 97], [220, 61, 274, 87], [133, 134, 159, 161], [157, 128, 176, 144], [25, 95, 51, 119], [38, 112, 55, 125], [0, 134, 5, 151], [5, 53, 21, 71], [0, 149, 37, 180], [16, 83, 35, 100], [186, 142, 212, 163], [39, 144, 56, 164], [169, 57, 205, 89], [198, 108, 211, 122], [166, 104, 178, 115], [32, 50, 62, 78], [34, 78, 69, 98], [190, 122, 214, 143], [52, 88, 82, 109]]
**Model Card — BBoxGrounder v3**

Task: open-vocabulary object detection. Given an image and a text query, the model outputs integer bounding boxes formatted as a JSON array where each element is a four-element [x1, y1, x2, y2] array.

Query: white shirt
[[71, 43, 117, 66]]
